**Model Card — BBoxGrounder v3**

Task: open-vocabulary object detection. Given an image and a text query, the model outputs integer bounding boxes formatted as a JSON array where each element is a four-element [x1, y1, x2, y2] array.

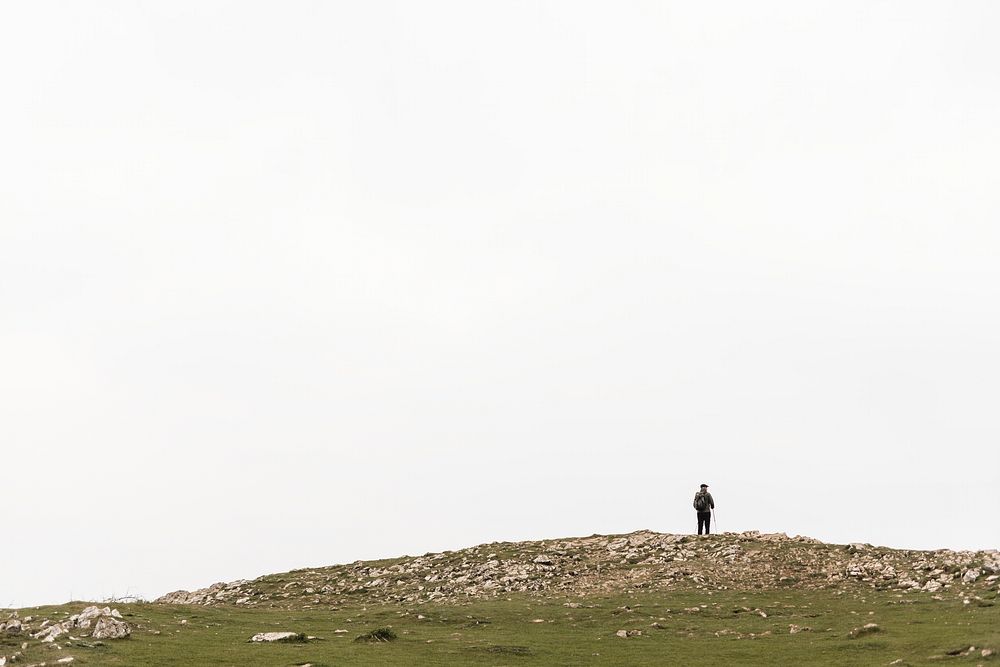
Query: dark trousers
[[697, 511, 712, 535]]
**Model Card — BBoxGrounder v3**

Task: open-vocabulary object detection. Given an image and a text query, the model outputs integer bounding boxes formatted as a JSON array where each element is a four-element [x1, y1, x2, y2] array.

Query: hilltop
[[4, 531, 998, 666], [156, 530, 1000, 608]]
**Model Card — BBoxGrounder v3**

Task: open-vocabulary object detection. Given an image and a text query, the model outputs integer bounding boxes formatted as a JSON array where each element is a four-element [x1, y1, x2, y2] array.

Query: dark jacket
[[693, 491, 715, 512]]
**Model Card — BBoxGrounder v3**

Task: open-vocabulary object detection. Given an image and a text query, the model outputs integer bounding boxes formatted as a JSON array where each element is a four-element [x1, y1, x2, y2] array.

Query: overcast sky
[[2, 1, 998, 609]]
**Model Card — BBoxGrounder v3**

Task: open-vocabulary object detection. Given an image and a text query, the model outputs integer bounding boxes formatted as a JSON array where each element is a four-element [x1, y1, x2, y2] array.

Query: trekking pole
[[712, 508, 718, 534]]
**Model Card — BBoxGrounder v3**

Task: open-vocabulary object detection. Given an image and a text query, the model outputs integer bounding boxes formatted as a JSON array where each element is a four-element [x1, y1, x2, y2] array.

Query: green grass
[[4, 589, 997, 666]]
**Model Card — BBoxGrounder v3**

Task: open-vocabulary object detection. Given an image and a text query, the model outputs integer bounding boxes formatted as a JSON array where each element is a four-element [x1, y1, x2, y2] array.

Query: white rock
[[74, 606, 103, 629], [92, 616, 131, 640], [35, 623, 67, 642], [250, 632, 301, 642]]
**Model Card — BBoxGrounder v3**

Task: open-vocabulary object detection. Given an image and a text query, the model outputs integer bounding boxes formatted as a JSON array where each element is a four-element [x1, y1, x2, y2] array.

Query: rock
[[962, 569, 981, 583], [848, 623, 881, 638], [983, 648, 995, 657], [72, 606, 105, 629], [249, 632, 305, 643], [34, 623, 68, 642], [607, 538, 629, 552], [615, 629, 642, 638], [91, 617, 130, 640], [155, 581, 247, 605], [3, 620, 22, 635], [156, 589, 206, 605], [533, 555, 553, 565], [57, 658, 75, 664]]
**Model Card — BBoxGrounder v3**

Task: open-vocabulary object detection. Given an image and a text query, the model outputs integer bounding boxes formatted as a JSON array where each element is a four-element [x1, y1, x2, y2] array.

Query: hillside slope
[[156, 530, 1000, 608]]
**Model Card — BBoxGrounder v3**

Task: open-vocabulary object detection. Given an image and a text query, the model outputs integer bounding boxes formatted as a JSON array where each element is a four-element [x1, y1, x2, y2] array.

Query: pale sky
[[2, 1, 998, 608]]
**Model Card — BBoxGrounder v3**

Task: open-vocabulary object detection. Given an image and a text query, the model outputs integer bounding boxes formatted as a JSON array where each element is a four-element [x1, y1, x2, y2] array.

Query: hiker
[[693, 484, 715, 535]]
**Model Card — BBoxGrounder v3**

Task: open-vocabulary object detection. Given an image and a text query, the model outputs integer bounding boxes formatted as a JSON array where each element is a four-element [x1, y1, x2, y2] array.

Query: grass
[[3, 589, 997, 666]]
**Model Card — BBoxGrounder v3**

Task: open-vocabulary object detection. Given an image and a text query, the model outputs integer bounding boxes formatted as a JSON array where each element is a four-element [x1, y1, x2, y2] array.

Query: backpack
[[694, 492, 709, 511]]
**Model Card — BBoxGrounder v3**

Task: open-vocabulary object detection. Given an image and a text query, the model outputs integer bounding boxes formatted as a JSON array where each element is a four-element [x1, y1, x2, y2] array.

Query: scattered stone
[[615, 629, 642, 638]]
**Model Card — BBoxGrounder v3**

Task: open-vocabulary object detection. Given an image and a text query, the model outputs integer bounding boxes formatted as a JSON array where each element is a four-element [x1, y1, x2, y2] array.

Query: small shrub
[[355, 627, 397, 643], [489, 645, 532, 655]]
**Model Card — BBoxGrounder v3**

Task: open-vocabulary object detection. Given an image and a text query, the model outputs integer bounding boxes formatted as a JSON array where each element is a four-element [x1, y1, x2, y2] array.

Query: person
[[693, 483, 715, 535]]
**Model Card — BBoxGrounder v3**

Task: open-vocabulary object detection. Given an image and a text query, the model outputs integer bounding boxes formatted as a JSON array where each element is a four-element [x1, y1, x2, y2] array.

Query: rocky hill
[[156, 530, 1000, 608]]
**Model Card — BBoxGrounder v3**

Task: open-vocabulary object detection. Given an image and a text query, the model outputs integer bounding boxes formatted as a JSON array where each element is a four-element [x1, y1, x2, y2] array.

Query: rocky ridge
[[155, 530, 1000, 609]]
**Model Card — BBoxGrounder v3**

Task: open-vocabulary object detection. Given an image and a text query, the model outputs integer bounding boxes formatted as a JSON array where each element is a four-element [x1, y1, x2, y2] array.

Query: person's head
[[700, 484, 709, 491]]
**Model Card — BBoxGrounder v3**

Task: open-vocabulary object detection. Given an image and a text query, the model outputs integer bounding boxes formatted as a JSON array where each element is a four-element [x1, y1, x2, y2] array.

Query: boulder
[[34, 623, 69, 642], [72, 606, 107, 629], [91, 616, 131, 640]]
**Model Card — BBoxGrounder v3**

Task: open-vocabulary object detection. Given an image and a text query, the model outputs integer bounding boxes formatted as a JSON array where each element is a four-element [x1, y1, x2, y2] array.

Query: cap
[[700, 484, 709, 488]]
